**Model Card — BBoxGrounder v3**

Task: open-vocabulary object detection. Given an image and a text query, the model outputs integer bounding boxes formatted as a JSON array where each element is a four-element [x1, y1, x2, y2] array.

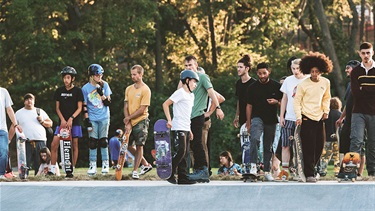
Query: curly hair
[[237, 54, 252, 68], [300, 52, 333, 74], [330, 97, 342, 110]]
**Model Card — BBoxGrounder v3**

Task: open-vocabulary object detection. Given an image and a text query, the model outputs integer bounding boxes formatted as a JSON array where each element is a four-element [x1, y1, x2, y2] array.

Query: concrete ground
[[1, 180, 374, 211]]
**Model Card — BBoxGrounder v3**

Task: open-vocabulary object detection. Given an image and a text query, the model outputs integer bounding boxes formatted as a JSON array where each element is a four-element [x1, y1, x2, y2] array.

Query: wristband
[[70, 116, 75, 119], [14, 124, 18, 128], [216, 106, 221, 110]]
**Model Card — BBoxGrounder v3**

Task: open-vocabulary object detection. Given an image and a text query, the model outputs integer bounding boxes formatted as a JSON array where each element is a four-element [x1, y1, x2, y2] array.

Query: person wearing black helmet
[[82, 64, 112, 176], [48, 66, 84, 177], [162, 69, 199, 184]]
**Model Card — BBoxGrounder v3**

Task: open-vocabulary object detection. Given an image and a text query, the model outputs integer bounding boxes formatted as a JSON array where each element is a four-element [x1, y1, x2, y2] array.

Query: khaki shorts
[[130, 119, 150, 146]]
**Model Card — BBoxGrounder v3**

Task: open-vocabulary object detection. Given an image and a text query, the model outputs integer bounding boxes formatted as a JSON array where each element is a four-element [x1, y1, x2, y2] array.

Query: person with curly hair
[[293, 52, 332, 183]]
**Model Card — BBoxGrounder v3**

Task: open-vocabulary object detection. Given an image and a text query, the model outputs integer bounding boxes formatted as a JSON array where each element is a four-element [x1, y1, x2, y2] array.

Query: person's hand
[[246, 121, 251, 133], [322, 113, 328, 120], [280, 116, 285, 127], [216, 108, 224, 120], [266, 98, 278, 105], [233, 117, 239, 128], [296, 119, 302, 126], [96, 84, 104, 96], [189, 131, 194, 141], [336, 117, 344, 127], [166, 120, 172, 129]]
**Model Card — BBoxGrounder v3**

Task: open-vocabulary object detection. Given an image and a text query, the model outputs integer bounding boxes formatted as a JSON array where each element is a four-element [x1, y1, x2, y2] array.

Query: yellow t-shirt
[[124, 84, 151, 126], [293, 77, 331, 121]]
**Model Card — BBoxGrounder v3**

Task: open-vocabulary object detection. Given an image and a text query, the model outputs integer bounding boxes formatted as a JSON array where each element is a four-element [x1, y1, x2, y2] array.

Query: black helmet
[[88, 64, 104, 76], [346, 60, 360, 68], [61, 66, 77, 76], [180, 70, 199, 84]]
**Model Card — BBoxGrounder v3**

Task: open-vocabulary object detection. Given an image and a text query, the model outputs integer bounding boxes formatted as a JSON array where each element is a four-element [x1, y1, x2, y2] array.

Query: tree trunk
[[314, 0, 345, 99], [155, 16, 163, 92], [348, 0, 359, 59], [205, 0, 217, 72], [359, 0, 365, 42]]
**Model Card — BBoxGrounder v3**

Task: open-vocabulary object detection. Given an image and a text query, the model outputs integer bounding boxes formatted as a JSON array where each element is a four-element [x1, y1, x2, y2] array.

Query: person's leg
[[190, 115, 206, 169], [201, 119, 211, 173], [365, 114, 375, 175], [71, 125, 82, 167], [263, 124, 276, 172], [314, 120, 325, 176], [350, 113, 366, 154], [0, 130, 8, 176], [300, 116, 316, 178], [87, 121, 99, 175], [249, 117, 263, 174]]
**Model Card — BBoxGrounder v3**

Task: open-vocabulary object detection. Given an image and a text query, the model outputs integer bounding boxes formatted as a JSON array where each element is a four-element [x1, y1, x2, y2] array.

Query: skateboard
[[337, 152, 360, 182], [239, 124, 251, 174], [115, 129, 131, 181], [242, 173, 262, 182], [294, 124, 306, 182], [58, 127, 73, 177], [154, 119, 172, 179], [15, 127, 29, 179]]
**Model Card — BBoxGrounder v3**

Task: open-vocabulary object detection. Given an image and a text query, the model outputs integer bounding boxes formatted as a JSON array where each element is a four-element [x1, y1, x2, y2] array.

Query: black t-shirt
[[54, 86, 84, 125], [325, 109, 341, 142], [235, 78, 256, 125], [246, 79, 282, 124]]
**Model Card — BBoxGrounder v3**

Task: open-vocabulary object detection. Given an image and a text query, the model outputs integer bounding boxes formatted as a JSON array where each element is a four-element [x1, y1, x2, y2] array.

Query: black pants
[[339, 122, 351, 154], [26, 141, 46, 175], [190, 115, 207, 169], [300, 116, 324, 177], [171, 131, 190, 179]]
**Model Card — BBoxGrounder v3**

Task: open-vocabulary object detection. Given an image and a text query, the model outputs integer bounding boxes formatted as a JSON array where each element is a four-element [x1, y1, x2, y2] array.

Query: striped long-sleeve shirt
[[351, 62, 375, 115]]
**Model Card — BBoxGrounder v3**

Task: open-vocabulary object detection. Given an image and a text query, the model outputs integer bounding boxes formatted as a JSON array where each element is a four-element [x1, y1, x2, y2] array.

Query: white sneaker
[[250, 163, 257, 175], [102, 160, 109, 175], [140, 164, 153, 175], [87, 161, 97, 176], [264, 172, 275, 181], [0, 175, 7, 180], [132, 171, 139, 179]]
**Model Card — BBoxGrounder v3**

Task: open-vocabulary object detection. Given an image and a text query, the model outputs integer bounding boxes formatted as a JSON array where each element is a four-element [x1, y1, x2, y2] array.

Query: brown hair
[[238, 54, 252, 69], [219, 151, 233, 164], [330, 97, 342, 110]]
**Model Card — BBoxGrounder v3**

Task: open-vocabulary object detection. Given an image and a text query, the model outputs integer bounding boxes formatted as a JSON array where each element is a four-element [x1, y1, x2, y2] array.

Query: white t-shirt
[[37, 163, 60, 176], [15, 107, 50, 141], [280, 75, 308, 121], [169, 88, 195, 131], [0, 88, 13, 132]]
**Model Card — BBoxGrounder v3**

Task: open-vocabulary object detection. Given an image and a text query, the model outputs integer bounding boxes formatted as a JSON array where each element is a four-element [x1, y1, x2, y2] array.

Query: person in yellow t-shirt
[[123, 65, 153, 179], [293, 52, 332, 183]]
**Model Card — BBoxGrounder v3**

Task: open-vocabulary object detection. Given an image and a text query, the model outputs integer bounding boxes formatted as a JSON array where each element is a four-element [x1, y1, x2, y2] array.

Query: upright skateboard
[[58, 127, 73, 177], [337, 152, 360, 182], [15, 127, 28, 179], [294, 124, 306, 182], [115, 129, 131, 180], [154, 119, 172, 179]]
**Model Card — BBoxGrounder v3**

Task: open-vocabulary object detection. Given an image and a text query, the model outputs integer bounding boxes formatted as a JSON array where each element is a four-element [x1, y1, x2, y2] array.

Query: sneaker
[[166, 175, 177, 184], [87, 161, 97, 176], [315, 173, 320, 180], [275, 170, 289, 182], [178, 178, 196, 185], [249, 164, 257, 175], [132, 171, 139, 179], [140, 164, 153, 175], [356, 174, 363, 181], [272, 168, 281, 179], [65, 173, 74, 178], [4, 172, 16, 178], [306, 176, 317, 183], [46, 171, 55, 176], [0, 175, 7, 180], [188, 166, 210, 183], [102, 160, 109, 175], [264, 172, 274, 181]]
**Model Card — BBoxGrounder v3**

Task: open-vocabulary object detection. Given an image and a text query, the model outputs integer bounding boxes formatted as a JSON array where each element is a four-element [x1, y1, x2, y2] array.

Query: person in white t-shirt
[[9, 93, 53, 175], [0, 87, 19, 180], [162, 70, 199, 185], [276, 59, 308, 181]]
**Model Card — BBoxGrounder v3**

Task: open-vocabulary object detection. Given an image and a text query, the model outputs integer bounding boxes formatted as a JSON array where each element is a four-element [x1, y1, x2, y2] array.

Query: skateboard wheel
[[351, 178, 355, 182]]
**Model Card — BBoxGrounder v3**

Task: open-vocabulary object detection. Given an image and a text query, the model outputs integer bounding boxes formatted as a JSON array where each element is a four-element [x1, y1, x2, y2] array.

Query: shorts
[[54, 125, 83, 138], [280, 120, 296, 147], [129, 119, 149, 146]]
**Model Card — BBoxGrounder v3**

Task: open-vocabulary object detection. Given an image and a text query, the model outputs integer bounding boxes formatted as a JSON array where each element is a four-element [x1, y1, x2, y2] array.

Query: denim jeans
[[350, 113, 375, 173], [0, 130, 8, 175], [89, 118, 110, 161], [249, 117, 276, 172]]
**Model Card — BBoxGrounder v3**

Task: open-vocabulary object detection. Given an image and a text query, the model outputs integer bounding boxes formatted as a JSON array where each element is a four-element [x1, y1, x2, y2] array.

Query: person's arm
[[233, 100, 240, 128], [321, 81, 331, 120], [205, 91, 225, 118], [162, 99, 173, 129], [207, 88, 224, 120], [279, 93, 288, 127], [246, 103, 253, 133], [7, 106, 20, 143], [336, 106, 346, 127], [293, 85, 303, 125], [67, 101, 82, 128]]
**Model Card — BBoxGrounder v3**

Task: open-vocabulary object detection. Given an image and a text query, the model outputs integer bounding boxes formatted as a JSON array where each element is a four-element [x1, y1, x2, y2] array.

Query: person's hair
[[184, 55, 197, 62], [23, 93, 35, 101], [219, 151, 233, 165], [39, 147, 51, 164], [237, 54, 252, 69], [300, 52, 333, 74], [280, 76, 287, 81], [131, 65, 144, 74], [256, 62, 268, 70], [360, 42, 373, 50], [330, 97, 342, 110], [292, 58, 301, 66], [287, 56, 297, 74]]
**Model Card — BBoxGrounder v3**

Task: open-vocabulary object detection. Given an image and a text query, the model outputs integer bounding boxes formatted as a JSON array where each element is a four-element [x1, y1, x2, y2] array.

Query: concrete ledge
[[1, 181, 374, 210]]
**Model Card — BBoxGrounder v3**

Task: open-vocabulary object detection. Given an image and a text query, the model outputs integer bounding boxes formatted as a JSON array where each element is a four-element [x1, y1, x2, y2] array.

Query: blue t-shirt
[[82, 81, 112, 121], [109, 136, 120, 160], [217, 163, 243, 175]]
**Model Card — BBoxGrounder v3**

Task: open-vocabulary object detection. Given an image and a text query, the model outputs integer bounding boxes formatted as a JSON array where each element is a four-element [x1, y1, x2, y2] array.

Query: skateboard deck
[[239, 124, 251, 173], [294, 124, 306, 182], [58, 127, 73, 177], [242, 173, 261, 182], [15, 127, 28, 179], [154, 119, 172, 179], [115, 129, 131, 181], [337, 152, 360, 182]]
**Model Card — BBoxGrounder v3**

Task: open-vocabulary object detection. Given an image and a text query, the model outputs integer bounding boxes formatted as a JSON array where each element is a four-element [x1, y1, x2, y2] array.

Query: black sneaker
[[187, 166, 210, 183], [46, 171, 55, 176], [166, 175, 177, 184], [178, 178, 196, 185], [65, 173, 74, 178]]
